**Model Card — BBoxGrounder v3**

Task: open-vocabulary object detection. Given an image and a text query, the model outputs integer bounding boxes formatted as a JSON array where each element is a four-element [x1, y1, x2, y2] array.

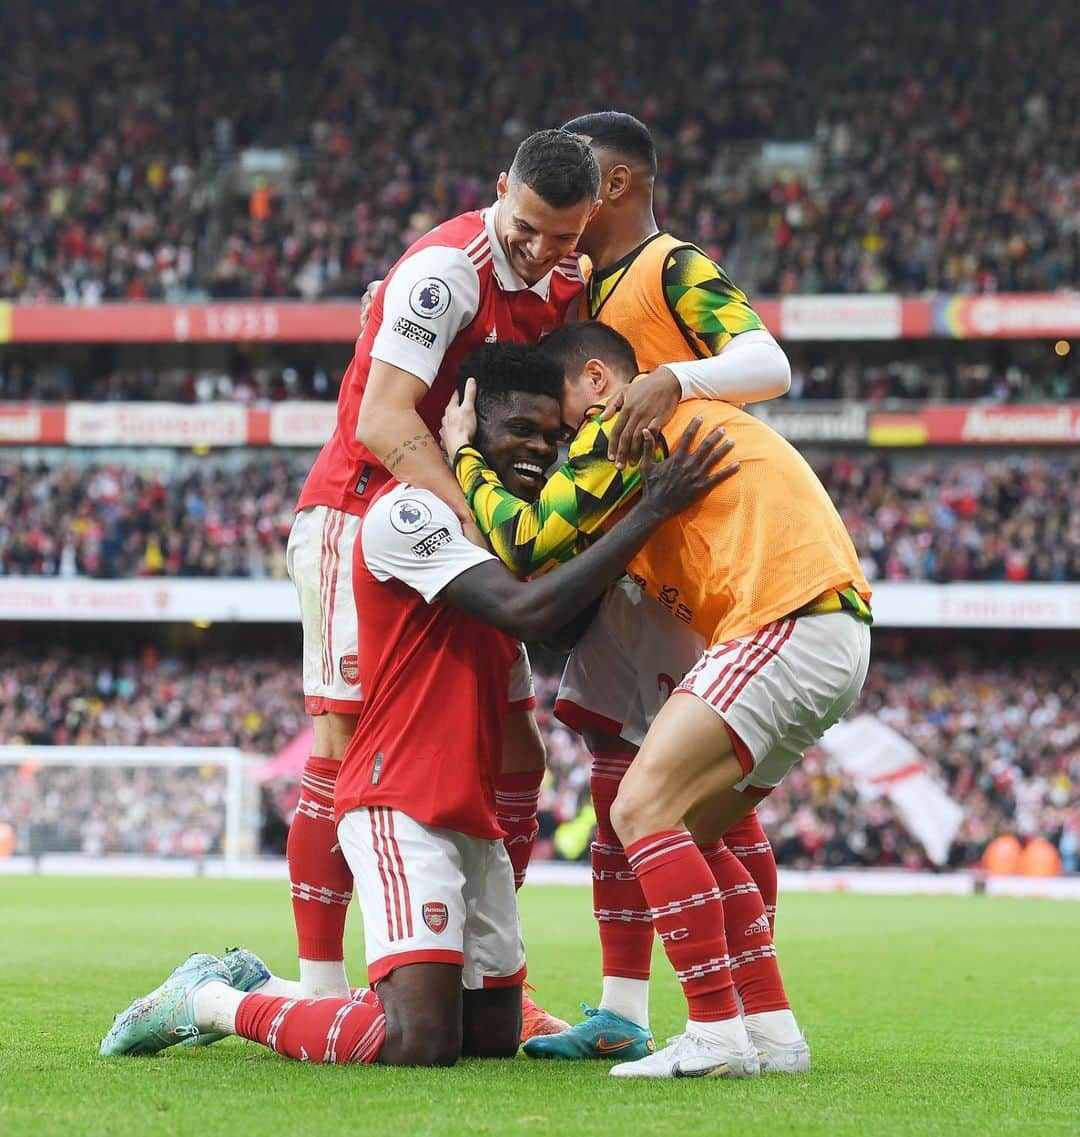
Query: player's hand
[[440, 377, 478, 458], [638, 417, 738, 521], [601, 366, 681, 470], [358, 279, 383, 334]]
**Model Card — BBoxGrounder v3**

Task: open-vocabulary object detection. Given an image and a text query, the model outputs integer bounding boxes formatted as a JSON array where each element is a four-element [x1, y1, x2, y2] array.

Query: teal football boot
[[178, 947, 272, 1048], [522, 1005, 655, 1061], [100, 953, 231, 1057]]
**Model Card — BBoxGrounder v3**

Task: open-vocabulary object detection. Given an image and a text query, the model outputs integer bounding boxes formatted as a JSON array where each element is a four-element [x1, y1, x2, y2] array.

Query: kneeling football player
[[99, 343, 737, 1066]]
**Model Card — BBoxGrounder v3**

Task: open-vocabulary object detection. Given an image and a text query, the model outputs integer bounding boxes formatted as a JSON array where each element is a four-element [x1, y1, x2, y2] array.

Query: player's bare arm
[[441, 418, 737, 640], [358, 360, 475, 529]]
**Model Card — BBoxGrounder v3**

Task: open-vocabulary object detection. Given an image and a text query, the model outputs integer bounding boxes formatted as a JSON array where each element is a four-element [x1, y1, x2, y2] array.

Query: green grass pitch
[[1, 878, 1077, 1137]]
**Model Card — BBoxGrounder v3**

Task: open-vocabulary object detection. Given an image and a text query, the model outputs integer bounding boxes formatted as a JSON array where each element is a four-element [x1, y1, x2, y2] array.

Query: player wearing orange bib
[[448, 315, 871, 1078], [445, 113, 815, 1069]]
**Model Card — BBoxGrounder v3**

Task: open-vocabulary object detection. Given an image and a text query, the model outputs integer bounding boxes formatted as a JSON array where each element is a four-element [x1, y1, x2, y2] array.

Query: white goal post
[[0, 746, 261, 866]]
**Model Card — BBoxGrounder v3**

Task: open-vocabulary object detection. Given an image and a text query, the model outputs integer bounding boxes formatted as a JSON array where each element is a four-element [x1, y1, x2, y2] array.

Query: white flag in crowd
[[820, 715, 965, 866]]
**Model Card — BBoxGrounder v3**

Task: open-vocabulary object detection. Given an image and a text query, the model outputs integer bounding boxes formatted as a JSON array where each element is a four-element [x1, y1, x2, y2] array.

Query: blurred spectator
[[823, 453, 1080, 583], [0, 1, 310, 301], [0, 454, 304, 578], [0, 764, 228, 856], [2, 352, 1074, 404], [0, 648, 304, 751], [784, 350, 1078, 404], [0, 359, 339, 404], [762, 647, 1078, 871], [2, 451, 1075, 581], [0, 646, 1075, 869], [2, 1, 1077, 299]]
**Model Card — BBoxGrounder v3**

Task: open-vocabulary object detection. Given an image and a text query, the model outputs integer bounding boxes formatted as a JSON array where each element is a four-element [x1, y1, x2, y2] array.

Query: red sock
[[699, 841, 789, 1014], [496, 771, 543, 890], [591, 752, 653, 980], [626, 829, 737, 1022], [287, 756, 353, 960], [724, 809, 778, 932], [235, 988, 385, 1064]]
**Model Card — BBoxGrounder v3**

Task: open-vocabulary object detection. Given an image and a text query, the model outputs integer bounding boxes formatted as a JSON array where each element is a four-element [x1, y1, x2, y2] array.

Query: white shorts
[[676, 612, 872, 796], [507, 643, 537, 710], [556, 579, 705, 746], [288, 506, 365, 715], [338, 807, 526, 989]]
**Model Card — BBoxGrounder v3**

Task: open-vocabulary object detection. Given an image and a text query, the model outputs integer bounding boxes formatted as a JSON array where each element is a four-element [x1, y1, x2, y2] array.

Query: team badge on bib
[[409, 277, 451, 319], [423, 901, 448, 934], [390, 498, 432, 534]]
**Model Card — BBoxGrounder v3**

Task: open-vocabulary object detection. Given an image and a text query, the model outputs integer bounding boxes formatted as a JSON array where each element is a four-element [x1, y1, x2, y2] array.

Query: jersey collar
[[588, 231, 666, 319], [483, 202, 554, 300]]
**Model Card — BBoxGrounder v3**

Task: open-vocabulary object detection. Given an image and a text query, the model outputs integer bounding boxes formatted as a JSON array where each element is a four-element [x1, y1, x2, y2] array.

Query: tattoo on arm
[[385, 431, 436, 472]]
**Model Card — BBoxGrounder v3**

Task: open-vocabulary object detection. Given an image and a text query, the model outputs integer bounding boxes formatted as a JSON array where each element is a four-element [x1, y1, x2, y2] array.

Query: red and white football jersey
[[297, 204, 583, 516], [335, 483, 521, 839]]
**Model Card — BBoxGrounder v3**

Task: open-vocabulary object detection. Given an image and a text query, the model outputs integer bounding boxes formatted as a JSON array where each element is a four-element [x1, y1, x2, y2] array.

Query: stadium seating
[[3, 453, 1075, 582], [1, 646, 1075, 870], [2, 1, 1076, 299]]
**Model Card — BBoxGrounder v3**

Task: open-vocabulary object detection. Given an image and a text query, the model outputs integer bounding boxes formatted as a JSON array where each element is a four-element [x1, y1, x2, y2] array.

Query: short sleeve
[[370, 245, 482, 385], [362, 487, 496, 603]]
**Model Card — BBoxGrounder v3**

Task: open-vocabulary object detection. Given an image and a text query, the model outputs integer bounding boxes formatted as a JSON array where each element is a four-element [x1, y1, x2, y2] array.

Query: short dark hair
[[539, 321, 639, 380], [457, 342, 563, 419], [508, 129, 600, 208], [561, 111, 658, 176]]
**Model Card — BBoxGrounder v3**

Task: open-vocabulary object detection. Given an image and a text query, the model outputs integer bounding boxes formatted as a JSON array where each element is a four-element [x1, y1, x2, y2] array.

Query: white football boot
[[610, 1029, 761, 1079]]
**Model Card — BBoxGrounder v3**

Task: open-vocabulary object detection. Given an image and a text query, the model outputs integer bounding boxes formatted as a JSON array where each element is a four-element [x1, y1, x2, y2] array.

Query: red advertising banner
[[0, 405, 66, 444], [1, 400, 1077, 448], [0, 302, 363, 344], [869, 404, 1080, 446], [0, 401, 336, 447], [0, 294, 1077, 344]]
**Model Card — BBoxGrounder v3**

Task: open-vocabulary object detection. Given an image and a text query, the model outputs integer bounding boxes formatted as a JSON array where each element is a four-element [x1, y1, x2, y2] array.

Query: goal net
[[0, 746, 261, 866]]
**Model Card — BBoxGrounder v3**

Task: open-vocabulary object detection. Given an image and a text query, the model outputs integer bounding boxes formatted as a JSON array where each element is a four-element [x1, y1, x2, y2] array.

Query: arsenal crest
[[423, 901, 448, 934], [339, 654, 360, 683]]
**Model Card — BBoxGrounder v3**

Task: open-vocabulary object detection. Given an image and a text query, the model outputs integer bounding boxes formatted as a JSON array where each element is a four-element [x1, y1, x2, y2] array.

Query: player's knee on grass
[[376, 963, 464, 1067], [461, 986, 522, 1058]]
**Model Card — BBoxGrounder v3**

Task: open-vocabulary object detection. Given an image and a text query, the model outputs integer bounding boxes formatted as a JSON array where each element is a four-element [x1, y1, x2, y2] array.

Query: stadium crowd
[[3, 352, 1075, 404], [3, 452, 1076, 582], [0, 648, 304, 752], [0, 359, 339, 403], [828, 453, 1080, 584], [0, 455, 300, 578], [0, 764, 227, 857], [1, 646, 1076, 872], [1, 1, 1076, 300], [784, 350, 1077, 404]]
